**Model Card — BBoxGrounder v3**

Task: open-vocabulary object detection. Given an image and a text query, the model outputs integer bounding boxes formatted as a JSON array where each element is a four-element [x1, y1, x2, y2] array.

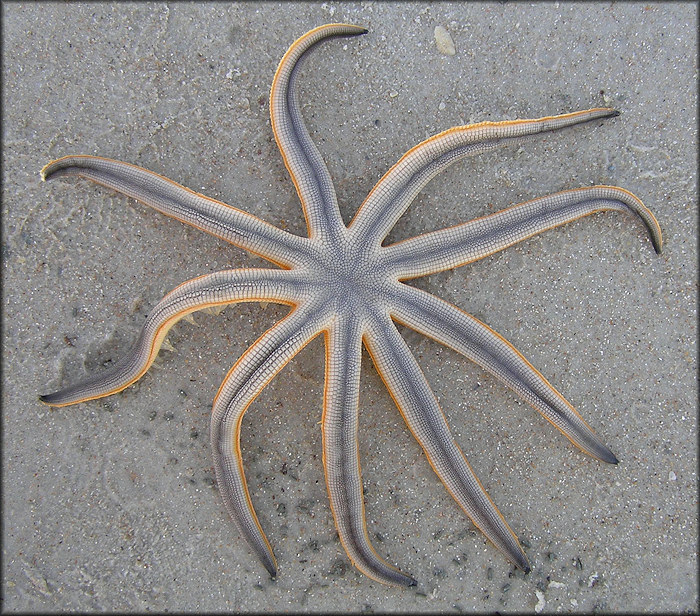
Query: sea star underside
[[40, 24, 662, 586]]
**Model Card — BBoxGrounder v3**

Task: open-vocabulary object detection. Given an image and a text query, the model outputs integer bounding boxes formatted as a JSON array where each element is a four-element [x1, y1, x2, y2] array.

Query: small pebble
[[534, 590, 546, 613], [669, 470, 677, 481], [434, 26, 456, 56]]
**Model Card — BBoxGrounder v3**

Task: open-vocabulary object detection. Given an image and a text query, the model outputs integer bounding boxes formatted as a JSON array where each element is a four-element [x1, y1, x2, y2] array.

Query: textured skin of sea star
[[40, 24, 662, 586]]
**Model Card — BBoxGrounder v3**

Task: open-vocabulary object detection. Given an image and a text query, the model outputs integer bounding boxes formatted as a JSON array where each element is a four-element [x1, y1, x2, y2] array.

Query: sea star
[[40, 24, 662, 586]]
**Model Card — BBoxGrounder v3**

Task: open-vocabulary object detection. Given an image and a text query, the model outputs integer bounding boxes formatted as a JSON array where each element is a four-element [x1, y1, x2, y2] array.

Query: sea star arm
[[383, 186, 662, 279], [270, 23, 367, 241], [389, 283, 619, 463], [349, 109, 625, 246], [39, 269, 305, 407], [322, 316, 416, 586], [41, 156, 306, 268], [211, 306, 327, 578], [364, 314, 531, 573]]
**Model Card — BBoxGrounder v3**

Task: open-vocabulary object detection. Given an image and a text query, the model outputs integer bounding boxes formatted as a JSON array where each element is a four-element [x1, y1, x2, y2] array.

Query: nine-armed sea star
[[40, 24, 662, 585]]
